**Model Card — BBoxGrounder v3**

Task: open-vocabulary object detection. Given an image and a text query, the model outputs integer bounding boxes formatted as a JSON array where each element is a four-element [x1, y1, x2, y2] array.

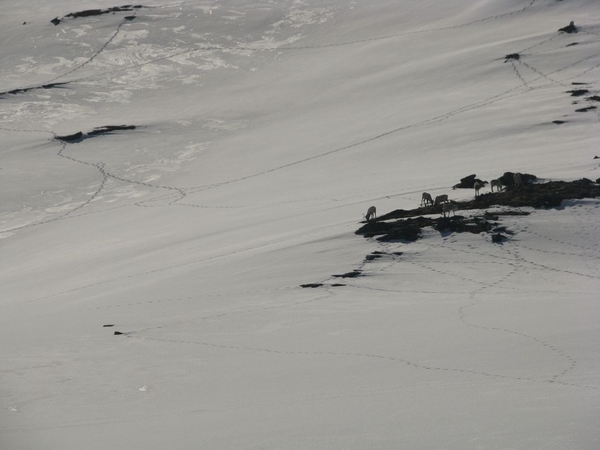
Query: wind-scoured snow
[[1, 1, 599, 449]]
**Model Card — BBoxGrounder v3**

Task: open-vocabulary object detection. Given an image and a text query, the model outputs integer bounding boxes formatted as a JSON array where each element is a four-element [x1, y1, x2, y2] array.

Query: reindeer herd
[[365, 172, 526, 221]]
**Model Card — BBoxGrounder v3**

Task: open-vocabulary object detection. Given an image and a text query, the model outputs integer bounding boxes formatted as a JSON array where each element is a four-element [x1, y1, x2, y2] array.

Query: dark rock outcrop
[[558, 21, 577, 33]]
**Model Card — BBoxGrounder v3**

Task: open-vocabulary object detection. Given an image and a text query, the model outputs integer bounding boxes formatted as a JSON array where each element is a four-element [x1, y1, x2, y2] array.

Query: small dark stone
[[594, 156, 599, 160], [23, 22, 26, 25], [51, 18, 61, 25], [504, 53, 520, 61], [365, 254, 382, 261], [587, 96, 600, 102], [114, 331, 124, 335], [566, 42, 579, 47], [552, 120, 566, 124], [124, 16, 136, 21], [103, 324, 115, 327], [575, 106, 597, 112], [301, 283, 322, 288], [331, 284, 346, 287]]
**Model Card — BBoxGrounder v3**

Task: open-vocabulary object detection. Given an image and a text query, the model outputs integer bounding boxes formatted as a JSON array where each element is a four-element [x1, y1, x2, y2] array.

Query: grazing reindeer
[[421, 192, 434, 206], [442, 202, 458, 217], [490, 178, 503, 192], [474, 180, 486, 197], [365, 206, 377, 221], [513, 172, 523, 189], [434, 194, 448, 205]]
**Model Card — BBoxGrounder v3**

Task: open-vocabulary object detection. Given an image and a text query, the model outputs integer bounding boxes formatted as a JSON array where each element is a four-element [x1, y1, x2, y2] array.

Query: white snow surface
[[1, 0, 600, 448]]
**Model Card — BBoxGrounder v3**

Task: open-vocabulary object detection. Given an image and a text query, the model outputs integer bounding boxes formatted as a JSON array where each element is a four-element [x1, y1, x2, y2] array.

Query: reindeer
[[365, 206, 377, 222], [474, 180, 487, 197], [442, 202, 458, 217], [490, 178, 503, 192], [421, 192, 434, 207], [434, 194, 448, 205], [513, 172, 523, 189]]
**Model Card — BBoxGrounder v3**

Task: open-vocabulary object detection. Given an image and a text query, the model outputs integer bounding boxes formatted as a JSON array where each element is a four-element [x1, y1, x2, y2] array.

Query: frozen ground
[[1, 1, 599, 449]]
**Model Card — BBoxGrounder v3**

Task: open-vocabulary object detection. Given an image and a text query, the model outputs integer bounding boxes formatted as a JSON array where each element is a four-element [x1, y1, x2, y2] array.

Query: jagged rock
[[567, 89, 589, 96], [575, 106, 597, 112], [301, 283, 322, 288], [453, 174, 477, 189], [505, 53, 520, 61], [587, 96, 600, 102], [558, 21, 577, 33], [357, 179, 600, 242], [51, 17, 61, 25]]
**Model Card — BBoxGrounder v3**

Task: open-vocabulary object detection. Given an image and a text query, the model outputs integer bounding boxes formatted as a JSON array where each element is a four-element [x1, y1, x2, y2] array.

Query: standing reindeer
[[474, 180, 487, 197], [490, 178, 503, 192], [514, 172, 523, 189], [365, 206, 377, 222]]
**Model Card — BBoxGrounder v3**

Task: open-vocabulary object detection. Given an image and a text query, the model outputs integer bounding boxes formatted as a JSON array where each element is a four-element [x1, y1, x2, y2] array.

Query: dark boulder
[[499, 172, 537, 187]]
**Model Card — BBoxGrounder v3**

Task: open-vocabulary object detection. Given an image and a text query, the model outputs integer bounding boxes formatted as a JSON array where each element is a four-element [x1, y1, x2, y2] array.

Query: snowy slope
[[1, 1, 599, 449]]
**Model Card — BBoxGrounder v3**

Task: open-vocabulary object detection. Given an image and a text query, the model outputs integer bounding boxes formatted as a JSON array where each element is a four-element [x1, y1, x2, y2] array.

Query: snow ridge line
[[132, 291, 332, 334], [372, 239, 581, 383], [278, 0, 539, 50], [0, 13, 136, 96], [361, 229, 587, 385], [46, 20, 131, 84], [26, 220, 345, 303], [0, 0, 539, 94], [132, 333, 596, 390], [182, 35, 600, 195], [1, 138, 187, 233], [456, 248, 579, 384], [0, 142, 109, 234], [182, 85, 533, 194]]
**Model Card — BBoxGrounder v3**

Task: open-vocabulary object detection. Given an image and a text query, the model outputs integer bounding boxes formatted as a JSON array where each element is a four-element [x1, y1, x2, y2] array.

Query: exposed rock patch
[[357, 179, 600, 243], [55, 125, 137, 142], [0, 82, 69, 97], [51, 5, 145, 25], [558, 21, 578, 33]]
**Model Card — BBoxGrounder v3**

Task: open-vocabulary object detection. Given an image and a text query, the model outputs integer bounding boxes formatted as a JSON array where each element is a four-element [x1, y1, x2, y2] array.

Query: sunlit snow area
[[1, 0, 600, 448]]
